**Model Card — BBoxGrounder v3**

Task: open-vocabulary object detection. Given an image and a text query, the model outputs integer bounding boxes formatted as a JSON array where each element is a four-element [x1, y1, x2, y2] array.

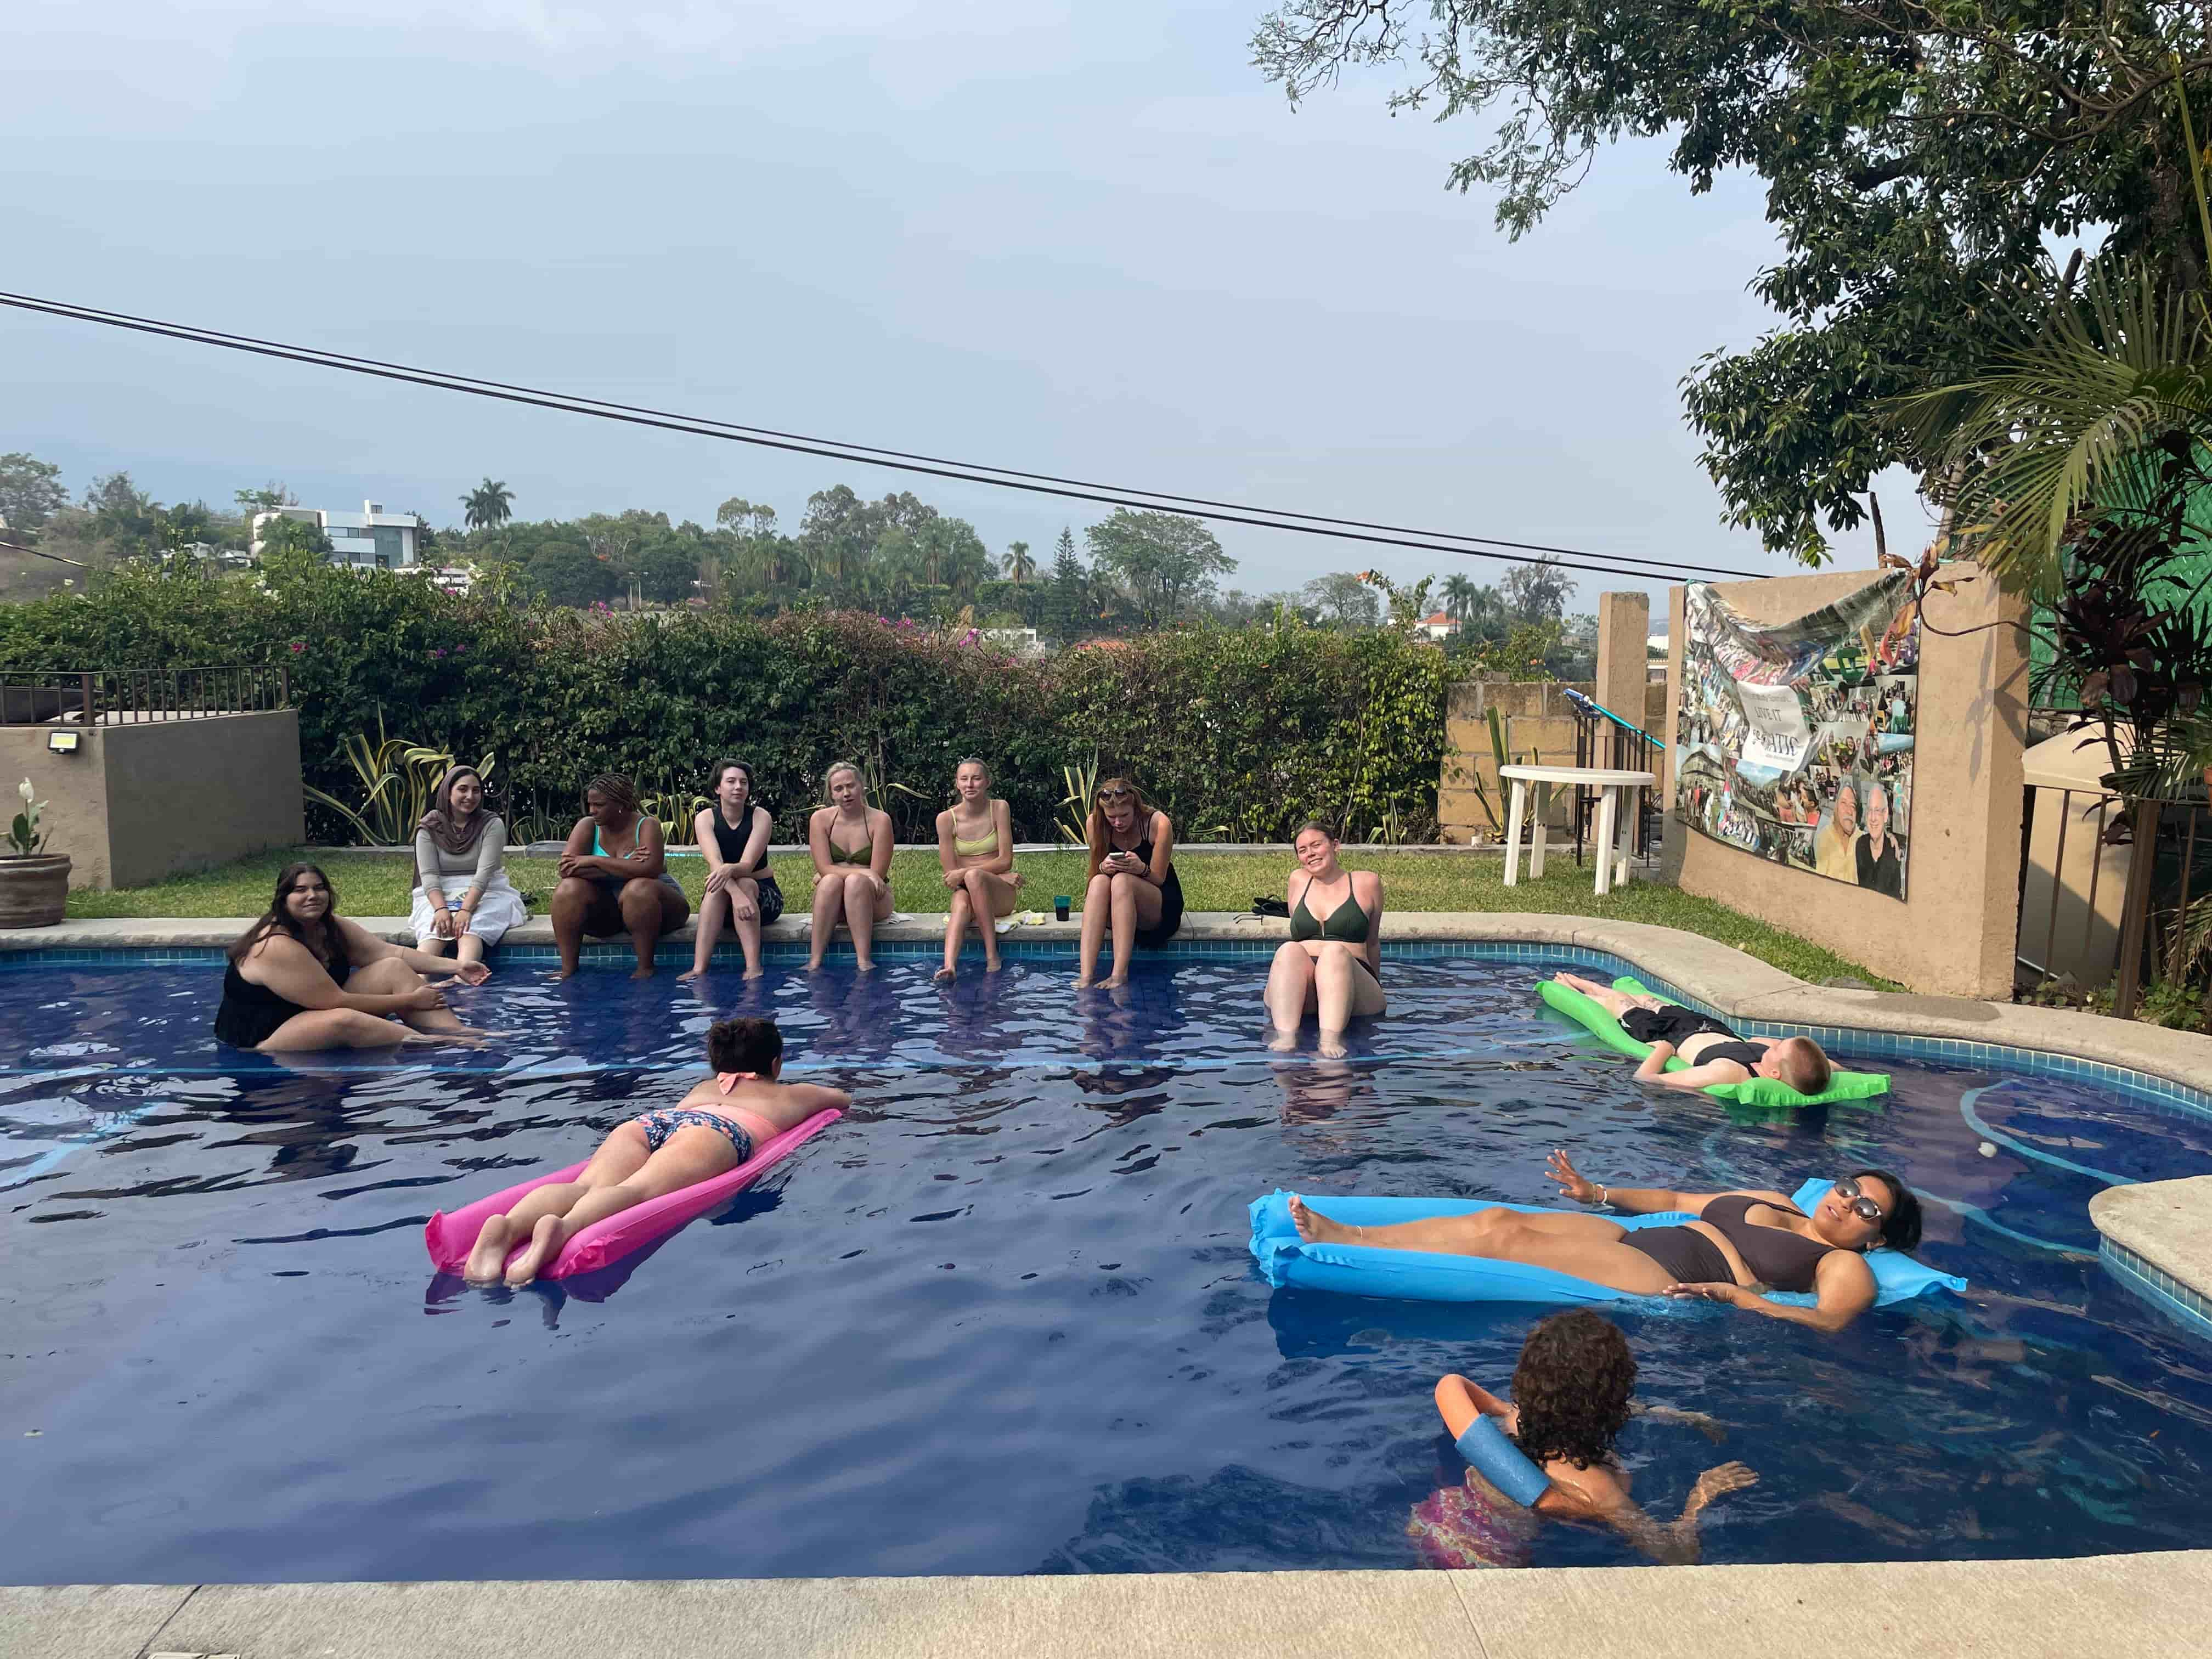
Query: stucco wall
[[0, 711, 304, 889], [1439, 678, 1669, 843], [1660, 563, 2028, 996]]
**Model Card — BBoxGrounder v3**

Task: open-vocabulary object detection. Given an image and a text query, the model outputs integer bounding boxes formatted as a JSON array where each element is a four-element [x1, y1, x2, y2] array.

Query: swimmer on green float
[[1540, 972, 1891, 1108], [1412, 1312, 1757, 1568], [1551, 971, 1832, 1094]]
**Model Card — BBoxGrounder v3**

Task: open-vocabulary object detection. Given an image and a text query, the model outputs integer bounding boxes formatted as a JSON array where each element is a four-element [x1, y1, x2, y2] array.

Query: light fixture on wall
[[46, 730, 81, 756]]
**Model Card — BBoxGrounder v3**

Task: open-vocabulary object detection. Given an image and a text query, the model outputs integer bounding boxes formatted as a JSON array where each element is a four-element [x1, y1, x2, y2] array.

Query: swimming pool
[[4, 946, 2210, 1583]]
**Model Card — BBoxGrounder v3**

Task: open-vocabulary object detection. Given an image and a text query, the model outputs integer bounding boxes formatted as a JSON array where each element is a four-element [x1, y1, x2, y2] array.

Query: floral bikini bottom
[[634, 1108, 753, 1163]]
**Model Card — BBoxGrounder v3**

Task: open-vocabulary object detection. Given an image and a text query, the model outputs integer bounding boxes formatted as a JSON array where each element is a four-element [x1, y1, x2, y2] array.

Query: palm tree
[[1440, 573, 1479, 623], [461, 479, 515, 535], [1007, 539, 1035, 584]]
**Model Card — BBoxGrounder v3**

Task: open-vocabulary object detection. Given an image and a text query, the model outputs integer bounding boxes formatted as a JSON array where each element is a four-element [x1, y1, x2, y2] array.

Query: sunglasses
[[1098, 787, 1134, 801], [1831, 1177, 1887, 1224]]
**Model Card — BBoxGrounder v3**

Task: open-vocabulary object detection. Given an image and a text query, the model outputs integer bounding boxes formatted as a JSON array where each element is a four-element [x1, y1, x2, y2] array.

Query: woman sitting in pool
[[807, 760, 895, 972], [934, 756, 1022, 979], [1263, 821, 1384, 1056], [681, 759, 781, 983], [549, 772, 690, 981], [1410, 1311, 1756, 1568], [463, 1015, 850, 1286], [1290, 1149, 1922, 1334], [215, 863, 492, 1051], [1074, 775, 1183, 988]]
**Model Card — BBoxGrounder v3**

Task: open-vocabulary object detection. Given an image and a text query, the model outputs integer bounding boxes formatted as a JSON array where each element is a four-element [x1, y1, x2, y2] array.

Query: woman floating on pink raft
[[428, 1017, 849, 1287]]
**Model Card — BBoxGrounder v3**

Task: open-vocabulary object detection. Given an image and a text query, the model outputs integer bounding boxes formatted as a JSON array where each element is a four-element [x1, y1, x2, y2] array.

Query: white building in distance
[[251, 500, 425, 570]]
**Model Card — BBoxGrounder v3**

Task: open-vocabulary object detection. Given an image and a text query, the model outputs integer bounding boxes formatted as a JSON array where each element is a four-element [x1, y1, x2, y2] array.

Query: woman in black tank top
[[684, 760, 783, 983], [1287, 1151, 1922, 1336]]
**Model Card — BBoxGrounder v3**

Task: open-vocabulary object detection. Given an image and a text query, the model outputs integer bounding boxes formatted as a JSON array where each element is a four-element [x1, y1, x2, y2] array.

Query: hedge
[[0, 561, 1460, 845]]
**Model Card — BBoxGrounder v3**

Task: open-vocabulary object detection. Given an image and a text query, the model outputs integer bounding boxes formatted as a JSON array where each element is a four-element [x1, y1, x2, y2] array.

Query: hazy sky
[[3, 2, 1931, 611]]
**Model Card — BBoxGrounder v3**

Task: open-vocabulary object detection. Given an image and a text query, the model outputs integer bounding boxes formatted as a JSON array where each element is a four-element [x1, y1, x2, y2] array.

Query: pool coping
[[8, 1553, 2212, 1658]]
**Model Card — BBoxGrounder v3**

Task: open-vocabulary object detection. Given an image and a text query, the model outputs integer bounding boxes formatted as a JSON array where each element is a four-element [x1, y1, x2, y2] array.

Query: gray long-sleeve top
[[414, 816, 508, 899]]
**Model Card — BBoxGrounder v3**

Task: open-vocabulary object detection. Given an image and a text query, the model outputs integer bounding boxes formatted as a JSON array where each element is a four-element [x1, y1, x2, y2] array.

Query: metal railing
[[2015, 783, 2212, 1017], [0, 665, 291, 726], [1564, 686, 1663, 865]]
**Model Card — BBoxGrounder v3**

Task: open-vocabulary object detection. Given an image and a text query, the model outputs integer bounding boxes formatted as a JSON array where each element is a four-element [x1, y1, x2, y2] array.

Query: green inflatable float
[[1537, 975, 1889, 1109]]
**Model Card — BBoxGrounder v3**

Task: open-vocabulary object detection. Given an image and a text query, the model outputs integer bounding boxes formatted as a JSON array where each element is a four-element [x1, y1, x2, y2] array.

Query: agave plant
[[304, 710, 492, 845], [1054, 753, 1101, 847]]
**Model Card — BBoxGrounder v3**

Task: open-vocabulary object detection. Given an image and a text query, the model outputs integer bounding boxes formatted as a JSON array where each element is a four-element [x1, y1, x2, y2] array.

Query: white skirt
[[410, 871, 531, 947]]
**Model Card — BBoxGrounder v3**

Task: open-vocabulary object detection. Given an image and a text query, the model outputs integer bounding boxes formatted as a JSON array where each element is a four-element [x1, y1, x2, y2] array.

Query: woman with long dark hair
[[682, 759, 781, 982], [1074, 775, 1182, 989], [1292, 1149, 1922, 1335], [549, 772, 690, 980], [410, 765, 527, 969], [215, 863, 490, 1051]]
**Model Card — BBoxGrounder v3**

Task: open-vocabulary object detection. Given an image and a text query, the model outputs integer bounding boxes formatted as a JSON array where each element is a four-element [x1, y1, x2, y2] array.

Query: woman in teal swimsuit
[[1263, 820, 1384, 1056], [549, 772, 690, 980]]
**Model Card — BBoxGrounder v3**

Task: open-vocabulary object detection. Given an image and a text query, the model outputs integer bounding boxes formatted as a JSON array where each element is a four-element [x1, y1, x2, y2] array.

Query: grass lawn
[[65, 847, 1893, 986]]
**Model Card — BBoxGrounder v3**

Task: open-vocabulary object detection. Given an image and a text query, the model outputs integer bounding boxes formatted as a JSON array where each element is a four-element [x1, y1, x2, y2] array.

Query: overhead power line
[[0, 289, 1764, 582]]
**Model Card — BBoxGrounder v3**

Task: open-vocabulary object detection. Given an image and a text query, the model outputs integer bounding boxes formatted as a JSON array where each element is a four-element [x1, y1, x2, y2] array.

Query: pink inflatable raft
[[424, 1108, 843, 1281]]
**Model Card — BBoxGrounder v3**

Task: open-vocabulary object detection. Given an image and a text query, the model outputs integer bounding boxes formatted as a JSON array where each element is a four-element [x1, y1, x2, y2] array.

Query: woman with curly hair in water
[[1408, 1311, 1756, 1567]]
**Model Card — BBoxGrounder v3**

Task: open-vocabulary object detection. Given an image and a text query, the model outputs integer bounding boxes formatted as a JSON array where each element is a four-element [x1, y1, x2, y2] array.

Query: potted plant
[[0, 776, 71, 928]]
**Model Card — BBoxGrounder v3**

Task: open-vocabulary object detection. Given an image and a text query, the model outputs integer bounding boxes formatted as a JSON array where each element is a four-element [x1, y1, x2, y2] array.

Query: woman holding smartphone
[[1075, 775, 1182, 988]]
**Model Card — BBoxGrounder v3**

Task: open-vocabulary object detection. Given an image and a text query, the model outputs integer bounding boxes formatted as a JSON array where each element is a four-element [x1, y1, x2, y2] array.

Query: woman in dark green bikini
[[1263, 821, 1385, 1057]]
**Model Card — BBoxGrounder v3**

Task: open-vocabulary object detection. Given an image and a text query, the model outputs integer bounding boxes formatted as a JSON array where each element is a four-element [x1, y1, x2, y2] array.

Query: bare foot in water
[[855, 959, 876, 974], [1073, 975, 1095, 990], [504, 1214, 568, 1285], [933, 966, 956, 982], [1318, 1031, 1348, 1060], [743, 964, 765, 981], [1288, 1195, 1358, 1245], [464, 1215, 517, 1282], [676, 967, 706, 983], [550, 966, 578, 983], [630, 966, 656, 981], [1266, 1029, 1298, 1053], [1101, 972, 1130, 990]]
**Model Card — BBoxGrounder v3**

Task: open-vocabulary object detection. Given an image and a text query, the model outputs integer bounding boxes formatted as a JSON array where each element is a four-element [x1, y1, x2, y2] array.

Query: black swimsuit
[[1618, 1003, 1766, 1070], [709, 805, 783, 926], [215, 956, 352, 1049], [1627, 1194, 1842, 1291], [1123, 831, 1184, 949]]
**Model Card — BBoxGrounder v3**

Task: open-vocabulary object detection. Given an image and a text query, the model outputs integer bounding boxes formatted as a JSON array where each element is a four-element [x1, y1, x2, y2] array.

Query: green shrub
[[0, 564, 1458, 844]]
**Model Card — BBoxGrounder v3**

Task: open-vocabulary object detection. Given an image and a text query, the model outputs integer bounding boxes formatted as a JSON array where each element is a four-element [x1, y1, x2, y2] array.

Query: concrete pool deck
[[8, 911, 2212, 1653], [7, 1552, 2212, 1658]]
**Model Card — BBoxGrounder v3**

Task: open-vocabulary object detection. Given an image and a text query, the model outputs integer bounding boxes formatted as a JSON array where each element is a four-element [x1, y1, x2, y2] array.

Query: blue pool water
[[4, 948, 2212, 1583]]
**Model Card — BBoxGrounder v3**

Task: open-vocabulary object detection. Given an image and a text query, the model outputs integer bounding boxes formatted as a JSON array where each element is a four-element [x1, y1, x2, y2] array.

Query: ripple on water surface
[[2, 954, 2210, 1582]]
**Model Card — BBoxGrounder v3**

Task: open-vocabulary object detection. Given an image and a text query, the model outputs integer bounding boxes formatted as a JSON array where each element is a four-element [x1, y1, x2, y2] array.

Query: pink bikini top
[[716, 1071, 764, 1094]]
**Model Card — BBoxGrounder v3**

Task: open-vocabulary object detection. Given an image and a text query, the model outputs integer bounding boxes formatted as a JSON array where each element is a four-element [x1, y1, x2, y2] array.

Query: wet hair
[[709, 758, 755, 796], [1776, 1036, 1832, 1096], [1508, 1311, 1635, 1471], [228, 862, 346, 970], [707, 1015, 782, 1075], [1085, 775, 1155, 879], [583, 772, 639, 816], [1292, 819, 1338, 847], [1849, 1167, 1922, 1252]]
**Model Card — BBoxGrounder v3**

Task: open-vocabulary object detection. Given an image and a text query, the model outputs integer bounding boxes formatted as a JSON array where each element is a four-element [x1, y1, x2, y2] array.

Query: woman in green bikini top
[[934, 757, 1024, 980], [1265, 819, 1386, 1058]]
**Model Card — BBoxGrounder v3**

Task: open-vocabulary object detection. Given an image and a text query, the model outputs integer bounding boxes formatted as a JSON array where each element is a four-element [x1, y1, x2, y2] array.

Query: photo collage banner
[[1673, 573, 1920, 899]]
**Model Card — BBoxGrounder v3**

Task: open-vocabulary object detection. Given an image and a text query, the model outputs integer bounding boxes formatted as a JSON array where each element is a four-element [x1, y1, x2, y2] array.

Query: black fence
[[0, 666, 290, 726], [1564, 686, 1663, 866]]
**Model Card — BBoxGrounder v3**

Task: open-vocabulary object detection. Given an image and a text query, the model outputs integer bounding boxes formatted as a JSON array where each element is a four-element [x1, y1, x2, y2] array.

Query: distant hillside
[[0, 542, 98, 603]]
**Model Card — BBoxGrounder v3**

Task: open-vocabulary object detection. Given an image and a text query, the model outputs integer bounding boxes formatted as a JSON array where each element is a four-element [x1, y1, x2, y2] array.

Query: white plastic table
[[1498, 764, 1657, 896]]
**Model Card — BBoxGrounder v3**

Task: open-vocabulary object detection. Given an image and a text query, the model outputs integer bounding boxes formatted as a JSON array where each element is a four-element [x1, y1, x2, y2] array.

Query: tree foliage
[[0, 453, 67, 540], [1252, 0, 2212, 560], [1084, 509, 1237, 625]]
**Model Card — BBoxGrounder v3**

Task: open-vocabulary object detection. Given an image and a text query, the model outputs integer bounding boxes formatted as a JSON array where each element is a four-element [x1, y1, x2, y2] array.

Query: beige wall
[[1661, 563, 2028, 996], [1437, 616, 1670, 844], [0, 712, 304, 889]]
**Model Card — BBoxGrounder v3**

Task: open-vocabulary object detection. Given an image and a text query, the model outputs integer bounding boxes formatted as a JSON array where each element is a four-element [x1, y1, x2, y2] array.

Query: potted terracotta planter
[[1, 776, 69, 929]]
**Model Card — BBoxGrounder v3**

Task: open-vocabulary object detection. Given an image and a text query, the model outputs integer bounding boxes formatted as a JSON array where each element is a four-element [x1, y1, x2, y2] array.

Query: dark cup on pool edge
[[1053, 895, 1071, 922]]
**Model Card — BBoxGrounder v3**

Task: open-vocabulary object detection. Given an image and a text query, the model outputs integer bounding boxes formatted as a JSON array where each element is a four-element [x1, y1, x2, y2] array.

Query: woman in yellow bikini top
[[935, 756, 1024, 980]]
